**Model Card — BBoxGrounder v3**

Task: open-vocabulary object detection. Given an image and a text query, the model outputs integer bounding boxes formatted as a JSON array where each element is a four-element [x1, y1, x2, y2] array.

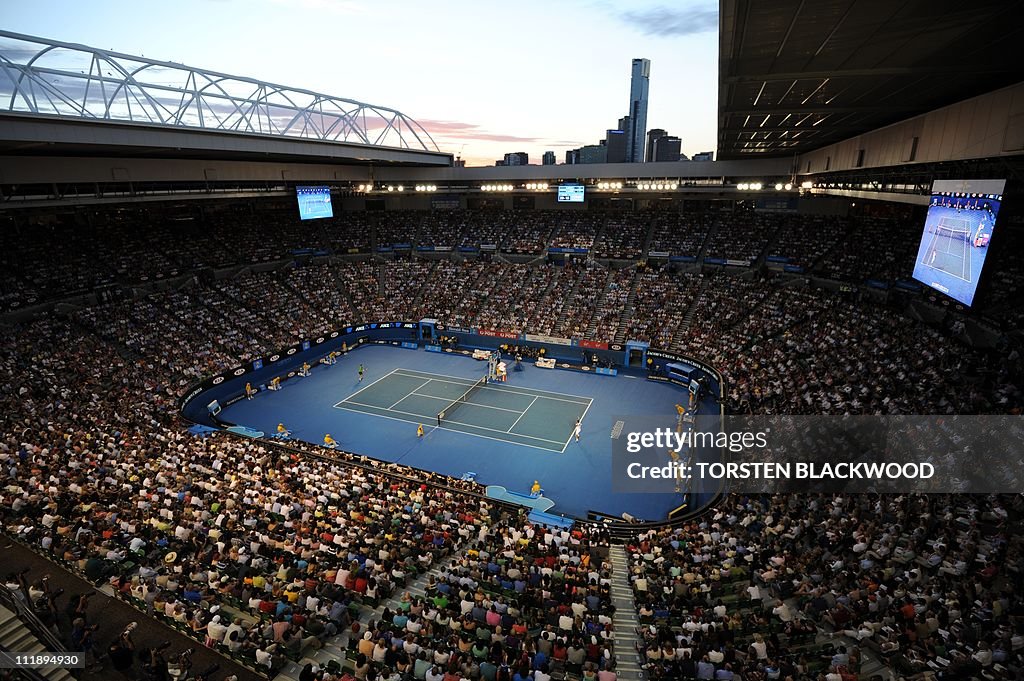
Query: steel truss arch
[[0, 31, 440, 152]]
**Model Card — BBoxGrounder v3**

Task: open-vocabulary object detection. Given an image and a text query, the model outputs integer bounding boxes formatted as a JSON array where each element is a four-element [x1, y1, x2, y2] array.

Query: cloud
[[416, 119, 546, 144], [618, 4, 717, 37]]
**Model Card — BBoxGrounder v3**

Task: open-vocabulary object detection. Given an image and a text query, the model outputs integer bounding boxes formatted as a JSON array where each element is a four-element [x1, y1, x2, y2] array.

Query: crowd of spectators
[[647, 214, 713, 258], [590, 269, 635, 342], [703, 214, 776, 264], [622, 269, 702, 349], [815, 217, 919, 283], [2, 203, 1023, 681], [550, 214, 604, 250], [2, 205, 990, 311], [345, 517, 619, 681], [593, 215, 650, 260], [627, 492, 1024, 681], [555, 266, 609, 340], [766, 215, 848, 270]]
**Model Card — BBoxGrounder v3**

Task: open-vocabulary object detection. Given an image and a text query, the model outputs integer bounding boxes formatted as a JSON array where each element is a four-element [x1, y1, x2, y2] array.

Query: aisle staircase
[[614, 269, 642, 344], [676, 274, 711, 337], [608, 545, 645, 681], [584, 268, 617, 338], [0, 605, 75, 681]]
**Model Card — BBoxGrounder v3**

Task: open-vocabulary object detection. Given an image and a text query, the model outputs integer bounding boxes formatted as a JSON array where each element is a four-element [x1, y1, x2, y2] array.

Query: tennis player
[[358, 364, 365, 383], [574, 419, 582, 442]]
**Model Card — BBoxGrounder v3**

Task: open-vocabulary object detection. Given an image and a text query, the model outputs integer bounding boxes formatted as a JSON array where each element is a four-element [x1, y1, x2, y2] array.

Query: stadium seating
[[1, 205, 1022, 681]]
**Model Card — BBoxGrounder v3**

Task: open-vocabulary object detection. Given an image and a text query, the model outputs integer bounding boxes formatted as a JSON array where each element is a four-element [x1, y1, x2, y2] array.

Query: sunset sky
[[3, 0, 719, 167]]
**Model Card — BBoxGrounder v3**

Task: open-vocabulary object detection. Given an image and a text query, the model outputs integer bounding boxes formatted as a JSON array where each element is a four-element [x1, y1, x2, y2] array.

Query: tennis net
[[437, 376, 488, 426], [936, 217, 972, 241]]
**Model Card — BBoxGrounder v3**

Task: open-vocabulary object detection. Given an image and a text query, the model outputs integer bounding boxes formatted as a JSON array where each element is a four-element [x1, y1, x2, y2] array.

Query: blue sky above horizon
[[3, 0, 719, 167]]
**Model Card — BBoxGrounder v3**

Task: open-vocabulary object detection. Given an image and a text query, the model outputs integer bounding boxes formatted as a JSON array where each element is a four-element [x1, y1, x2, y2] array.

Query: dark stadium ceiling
[[718, 0, 1024, 160]]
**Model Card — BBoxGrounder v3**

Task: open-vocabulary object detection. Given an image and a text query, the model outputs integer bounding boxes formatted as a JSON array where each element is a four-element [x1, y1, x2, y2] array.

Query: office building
[[500, 152, 528, 166], [645, 129, 667, 162], [651, 135, 682, 162], [578, 144, 607, 164], [691, 151, 714, 161], [605, 129, 627, 163], [542, 151, 555, 165]]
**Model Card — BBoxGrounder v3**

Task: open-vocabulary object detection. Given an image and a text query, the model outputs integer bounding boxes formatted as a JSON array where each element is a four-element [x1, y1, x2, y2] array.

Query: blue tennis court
[[335, 368, 591, 452], [220, 344, 712, 520]]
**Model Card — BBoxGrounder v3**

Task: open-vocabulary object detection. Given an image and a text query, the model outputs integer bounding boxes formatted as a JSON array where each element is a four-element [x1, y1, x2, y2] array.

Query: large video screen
[[296, 185, 334, 220], [557, 183, 585, 203], [912, 179, 1005, 306]]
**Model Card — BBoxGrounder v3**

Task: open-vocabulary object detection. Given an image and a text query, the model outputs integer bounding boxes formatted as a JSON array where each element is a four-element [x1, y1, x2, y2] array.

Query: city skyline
[[1, 0, 720, 167]]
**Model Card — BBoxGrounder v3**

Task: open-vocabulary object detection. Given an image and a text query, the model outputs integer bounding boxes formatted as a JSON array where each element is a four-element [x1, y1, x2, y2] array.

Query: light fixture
[[415, 185, 423, 192], [397, 185, 404, 192], [784, 183, 793, 191], [751, 182, 762, 191], [387, 185, 394, 192], [737, 183, 748, 190], [775, 183, 783, 191], [800, 181, 813, 189]]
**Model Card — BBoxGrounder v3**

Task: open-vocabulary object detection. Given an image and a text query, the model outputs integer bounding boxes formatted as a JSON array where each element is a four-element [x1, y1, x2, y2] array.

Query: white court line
[[409, 389, 525, 414], [393, 368, 592, 405], [506, 396, 538, 433], [332, 368, 399, 408], [335, 400, 566, 447], [562, 398, 595, 453], [390, 379, 432, 409]]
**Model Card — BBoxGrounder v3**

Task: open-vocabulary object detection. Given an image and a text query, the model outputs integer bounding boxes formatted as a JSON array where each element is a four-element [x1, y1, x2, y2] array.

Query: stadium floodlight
[[671, 183, 678, 190], [784, 183, 793, 191], [775, 183, 783, 191], [801, 181, 813, 189], [737, 183, 748, 190], [397, 185, 404, 192], [482, 185, 490, 191], [751, 182, 763, 191], [415, 185, 423, 192], [387, 185, 394, 192]]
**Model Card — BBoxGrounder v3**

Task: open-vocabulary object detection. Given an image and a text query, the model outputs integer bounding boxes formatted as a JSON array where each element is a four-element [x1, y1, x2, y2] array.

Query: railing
[[0, 583, 75, 679], [0, 31, 440, 152]]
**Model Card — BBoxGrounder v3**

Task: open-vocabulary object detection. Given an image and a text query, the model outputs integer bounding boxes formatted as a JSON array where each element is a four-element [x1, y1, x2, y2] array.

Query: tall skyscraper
[[625, 58, 650, 163], [542, 151, 556, 165]]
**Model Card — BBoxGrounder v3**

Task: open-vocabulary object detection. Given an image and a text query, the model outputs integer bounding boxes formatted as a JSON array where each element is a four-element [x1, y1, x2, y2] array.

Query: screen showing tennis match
[[296, 185, 334, 220], [912, 179, 1005, 306]]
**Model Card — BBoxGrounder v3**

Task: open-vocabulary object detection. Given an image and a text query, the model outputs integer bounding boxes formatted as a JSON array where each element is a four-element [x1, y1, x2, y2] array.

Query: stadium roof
[[0, 31, 451, 167], [717, 0, 1024, 160]]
